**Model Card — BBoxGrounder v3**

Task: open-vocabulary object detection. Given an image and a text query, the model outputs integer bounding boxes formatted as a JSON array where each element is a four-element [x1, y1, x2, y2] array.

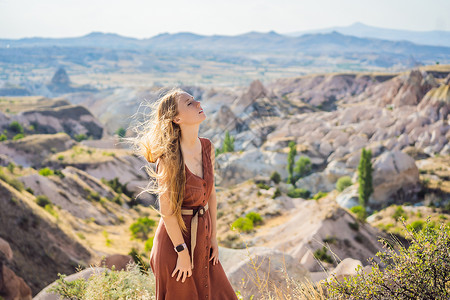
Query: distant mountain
[[0, 31, 142, 49], [285, 22, 450, 47], [1, 30, 449, 87], [1, 30, 449, 59]]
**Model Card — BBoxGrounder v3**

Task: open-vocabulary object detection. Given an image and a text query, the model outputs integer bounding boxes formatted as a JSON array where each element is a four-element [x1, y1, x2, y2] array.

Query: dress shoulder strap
[[200, 137, 211, 156]]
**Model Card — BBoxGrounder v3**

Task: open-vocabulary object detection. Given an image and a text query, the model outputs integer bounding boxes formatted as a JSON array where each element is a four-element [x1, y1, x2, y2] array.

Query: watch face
[[176, 244, 184, 252]]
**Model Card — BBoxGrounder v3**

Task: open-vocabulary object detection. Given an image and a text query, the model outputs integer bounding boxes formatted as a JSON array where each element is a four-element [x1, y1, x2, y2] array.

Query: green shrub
[[272, 187, 281, 199], [9, 121, 24, 134], [0, 170, 24, 191], [103, 230, 112, 247], [392, 205, 408, 222], [36, 195, 51, 207], [111, 194, 123, 205], [6, 162, 15, 173], [246, 212, 263, 225], [25, 187, 34, 194], [116, 127, 126, 138], [256, 182, 270, 190], [313, 191, 328, 200], [102, 177, 134, 198], [144, 237, 154, 253], [86, 190, 101, 202], [129, 217, 156, 240], [294, 156, 312, 179], [350, 205, 367, 221], [53, 169, 65, 178], [408, 220, 425, 232], [313, 246, 333, 264], [287, 187, 310, 198], [336, 176, 352, 192], [232, 217, 254, 233], [12, 133, 24, 140], [57, 155, 64, 161], [0, 133, 7, 141], [323, 235, 337, 244], [39, 167, 54, 176], [74, 133, 87, 142], [48, 263, 155, 299], [325, 217, 450, 299], [44, 204, 58, 218], [270, 171, 281, 184], [128, 248, 150, 272]]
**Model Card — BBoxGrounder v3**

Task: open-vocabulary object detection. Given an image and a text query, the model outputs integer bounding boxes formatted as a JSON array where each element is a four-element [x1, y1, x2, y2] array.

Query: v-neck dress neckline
[[184, 137, 205, 181]]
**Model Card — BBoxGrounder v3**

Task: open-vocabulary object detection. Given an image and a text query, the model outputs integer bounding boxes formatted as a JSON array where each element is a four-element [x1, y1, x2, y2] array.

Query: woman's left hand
[[209, 237, 219, 265]]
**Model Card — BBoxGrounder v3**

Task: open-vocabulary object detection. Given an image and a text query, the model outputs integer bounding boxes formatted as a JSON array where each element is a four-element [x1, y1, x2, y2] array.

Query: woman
[[129, 88, 238, 299]]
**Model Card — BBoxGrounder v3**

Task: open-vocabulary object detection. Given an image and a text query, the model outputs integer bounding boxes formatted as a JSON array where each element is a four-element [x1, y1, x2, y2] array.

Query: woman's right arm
[[157, 160, 192, 283]]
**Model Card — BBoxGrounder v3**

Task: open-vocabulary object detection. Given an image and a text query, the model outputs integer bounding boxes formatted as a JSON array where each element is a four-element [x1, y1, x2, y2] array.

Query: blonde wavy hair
[[125, 88, 189, 234]]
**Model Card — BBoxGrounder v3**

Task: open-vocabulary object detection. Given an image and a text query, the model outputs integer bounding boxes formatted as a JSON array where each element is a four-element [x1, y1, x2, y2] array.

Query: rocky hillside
[[0, 103, 159, 296], [208, 68, 449, 203], [0, 97, 103, 144], [0, 178, 92, 294], [0, 64, 449, 298]]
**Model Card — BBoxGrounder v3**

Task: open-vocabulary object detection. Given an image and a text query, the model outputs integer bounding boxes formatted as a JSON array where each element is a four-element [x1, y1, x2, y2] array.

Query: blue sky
[[0, 0, 449, 39]]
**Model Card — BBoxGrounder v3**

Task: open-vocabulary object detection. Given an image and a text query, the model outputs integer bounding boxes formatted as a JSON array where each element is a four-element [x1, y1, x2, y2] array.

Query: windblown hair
[[124, 88, 188, 234]]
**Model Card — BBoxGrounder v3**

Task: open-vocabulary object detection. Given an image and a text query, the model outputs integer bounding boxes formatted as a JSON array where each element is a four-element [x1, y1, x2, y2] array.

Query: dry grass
[[234, 230, 333, 300]]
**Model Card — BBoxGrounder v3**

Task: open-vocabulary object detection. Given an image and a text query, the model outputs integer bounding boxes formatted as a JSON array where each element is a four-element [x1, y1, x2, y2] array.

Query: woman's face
[[173, 92, 206, 125]]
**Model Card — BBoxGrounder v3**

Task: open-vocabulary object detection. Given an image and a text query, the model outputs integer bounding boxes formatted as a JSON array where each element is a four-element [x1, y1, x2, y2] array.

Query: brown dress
[[150, 137, 238, 300]]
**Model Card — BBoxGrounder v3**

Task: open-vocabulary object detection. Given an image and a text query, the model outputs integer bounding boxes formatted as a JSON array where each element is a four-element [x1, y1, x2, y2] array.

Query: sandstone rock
[[417, 82, 450, 121], [0, 155, 15, 168], [249, 196, 386, 273], [51, 67, 70, 86], [0, 133, 76, 168], [370, 151, 420, 208], [98, 254, 133, 271], [323, 160, 354, 184], [335, 185, 359, 209], [0, 180, 93, 295], [295, 172, 335, 196], [231, 80, 268, 114], [0, 238, 13, 261], [0, 265, 32, 300], [319, 140, 333, 157], [327, 257, 363, 282]]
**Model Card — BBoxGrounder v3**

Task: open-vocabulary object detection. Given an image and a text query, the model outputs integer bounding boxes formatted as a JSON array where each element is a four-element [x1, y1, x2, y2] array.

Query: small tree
[[115, 127, 126, 138], [357, 148, 373, 208], [222, 130, 235, 153], [287, 141, 297, 185], [9, 121, 24, 134], [270, 171, 281, 184], [294, 156, 311, 181], [129, 217, 156, 240]]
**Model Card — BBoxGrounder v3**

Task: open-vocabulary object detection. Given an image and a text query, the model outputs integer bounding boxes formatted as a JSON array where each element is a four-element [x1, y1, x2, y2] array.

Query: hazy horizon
[[0, 0, 449, 39]]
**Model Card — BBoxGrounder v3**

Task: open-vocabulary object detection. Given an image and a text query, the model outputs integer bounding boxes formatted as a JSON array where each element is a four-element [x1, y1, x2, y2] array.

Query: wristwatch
[[174, 242, 187, 253]]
